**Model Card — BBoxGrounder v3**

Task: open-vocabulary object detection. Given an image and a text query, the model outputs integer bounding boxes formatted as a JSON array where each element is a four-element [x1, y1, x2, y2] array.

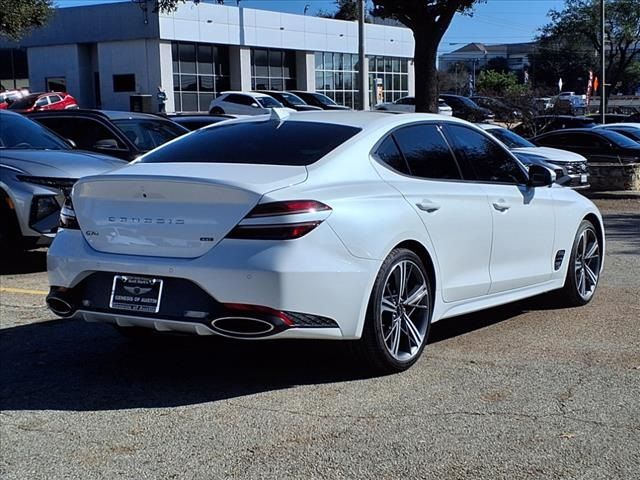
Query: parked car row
[[3, 86, 639, 254], [208, 90, 351, 115]]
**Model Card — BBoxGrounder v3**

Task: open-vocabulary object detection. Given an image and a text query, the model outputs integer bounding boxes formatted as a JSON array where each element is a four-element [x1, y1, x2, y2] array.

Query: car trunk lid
[[72, 163, 307, 258]]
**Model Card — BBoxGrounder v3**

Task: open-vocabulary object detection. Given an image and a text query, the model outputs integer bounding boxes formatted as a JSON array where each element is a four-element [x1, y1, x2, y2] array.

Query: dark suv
[[27, 110, 188, 161], [439, 94, 494, 122]]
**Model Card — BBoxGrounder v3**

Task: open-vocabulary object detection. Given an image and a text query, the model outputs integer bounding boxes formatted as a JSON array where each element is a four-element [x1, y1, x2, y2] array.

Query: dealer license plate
[[109, 275, 163, 313]]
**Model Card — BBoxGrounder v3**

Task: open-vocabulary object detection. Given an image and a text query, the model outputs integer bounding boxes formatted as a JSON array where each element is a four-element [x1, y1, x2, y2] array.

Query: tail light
[[59, 197, 80, 230], [227, 200, 331, 240]]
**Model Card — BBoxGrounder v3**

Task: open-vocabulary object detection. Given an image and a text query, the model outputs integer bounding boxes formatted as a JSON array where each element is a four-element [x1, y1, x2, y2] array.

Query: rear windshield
[[141, 120, 361, 166], [113, 118, 188, 151]]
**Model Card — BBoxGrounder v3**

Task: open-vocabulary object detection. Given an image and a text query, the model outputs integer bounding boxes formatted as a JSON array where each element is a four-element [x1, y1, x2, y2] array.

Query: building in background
[[438, 42, 535, 72], [0, 1, 414, 112]]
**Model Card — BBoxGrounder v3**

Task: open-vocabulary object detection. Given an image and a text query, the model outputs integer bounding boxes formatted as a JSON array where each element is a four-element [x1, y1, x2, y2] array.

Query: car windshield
[[141, 120, 361, 166], [600, 129, 640, 148], [607, 128, 640, 142], [278, 92, 306, 106], [257, 96, 283, 108], [487, 128, 535, 148], [312, 93, 338, 106], [0, 112, 70, 150], [113, 118, 188, 151], [7, 94, 39, 110]]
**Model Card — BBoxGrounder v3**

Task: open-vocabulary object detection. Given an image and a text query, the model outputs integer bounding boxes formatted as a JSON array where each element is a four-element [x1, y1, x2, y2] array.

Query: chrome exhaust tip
[[46, 291, 76, 318], [211, 317, 275, 337]]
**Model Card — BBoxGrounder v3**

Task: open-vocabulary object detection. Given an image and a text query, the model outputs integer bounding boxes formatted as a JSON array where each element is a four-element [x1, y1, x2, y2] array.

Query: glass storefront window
[[317, 52, 409, 109], [172, 41, 230, 112], [251, 48, 296, 91]]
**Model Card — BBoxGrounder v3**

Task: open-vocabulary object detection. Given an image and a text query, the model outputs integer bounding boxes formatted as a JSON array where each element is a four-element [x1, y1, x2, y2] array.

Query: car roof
[[212, 110, 470, 131], [476, 123, 503, 130], [220, 91, 271, 98], [28, 108, 166, 121], [539, 128, 606, 134], [595, 123, 640, 129]]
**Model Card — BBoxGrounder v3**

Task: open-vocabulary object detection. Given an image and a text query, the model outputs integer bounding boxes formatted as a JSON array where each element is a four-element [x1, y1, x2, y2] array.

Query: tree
[[0, 0, 53, 40], [372, 1, 481, 113], [533, 0, 640, 108], [476, 70, 523, 97], [318, 0, 359, 21], [482, 57, 509, 74]]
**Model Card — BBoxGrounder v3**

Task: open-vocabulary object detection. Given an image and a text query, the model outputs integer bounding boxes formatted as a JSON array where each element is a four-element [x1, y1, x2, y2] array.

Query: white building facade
[[10, 2, 415, 112]]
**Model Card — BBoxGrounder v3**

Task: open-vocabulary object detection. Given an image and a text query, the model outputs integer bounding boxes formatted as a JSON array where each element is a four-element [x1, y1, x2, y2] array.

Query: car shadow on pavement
[[0, 298, 548, 413], [0, 250, 47, 275], [603, 213, 640, 255]]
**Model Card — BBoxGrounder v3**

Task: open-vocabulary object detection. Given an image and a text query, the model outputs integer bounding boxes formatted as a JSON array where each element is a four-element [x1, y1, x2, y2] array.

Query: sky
[[54, 0, 567, 52]]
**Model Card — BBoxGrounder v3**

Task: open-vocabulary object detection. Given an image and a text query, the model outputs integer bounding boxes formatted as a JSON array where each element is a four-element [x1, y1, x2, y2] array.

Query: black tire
[[557, 219, 602, 307], [352, 248, 433, 374], [209, 107, 224, 114]]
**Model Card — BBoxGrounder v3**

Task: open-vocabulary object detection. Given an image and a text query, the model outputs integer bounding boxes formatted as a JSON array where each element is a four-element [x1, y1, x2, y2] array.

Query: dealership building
[[0, 1, 415, 112]]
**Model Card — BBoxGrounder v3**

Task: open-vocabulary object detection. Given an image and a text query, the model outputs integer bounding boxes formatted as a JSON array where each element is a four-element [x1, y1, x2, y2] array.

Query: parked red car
[[8, 92, 78, 112]]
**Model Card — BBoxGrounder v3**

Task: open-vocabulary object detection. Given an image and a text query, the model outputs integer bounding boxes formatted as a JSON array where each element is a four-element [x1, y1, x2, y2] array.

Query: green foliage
[[318, 0, 360, 21], [0, 0, 53, 40], [477, 70, 529, 97]]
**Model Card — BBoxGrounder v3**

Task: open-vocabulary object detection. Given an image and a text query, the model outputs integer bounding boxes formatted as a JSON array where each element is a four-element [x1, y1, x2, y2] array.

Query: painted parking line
[[0, 287, 48, 296]]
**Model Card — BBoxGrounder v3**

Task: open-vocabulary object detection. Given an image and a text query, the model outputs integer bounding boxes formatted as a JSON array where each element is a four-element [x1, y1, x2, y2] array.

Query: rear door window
[[393, 124, 462, 180], [374, 136, 409, 174], [141, 120, 361, 166]]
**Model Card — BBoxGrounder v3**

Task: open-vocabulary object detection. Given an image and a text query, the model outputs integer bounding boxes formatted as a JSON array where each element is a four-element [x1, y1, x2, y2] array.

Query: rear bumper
[[47, 227, 380, 339]]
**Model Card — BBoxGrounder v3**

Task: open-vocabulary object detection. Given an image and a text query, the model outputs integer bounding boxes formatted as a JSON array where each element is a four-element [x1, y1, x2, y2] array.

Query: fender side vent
[[554, 250, 566, 271]]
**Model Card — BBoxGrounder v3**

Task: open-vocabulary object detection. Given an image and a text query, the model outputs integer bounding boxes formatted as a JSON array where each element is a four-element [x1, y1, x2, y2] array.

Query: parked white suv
[[209, 92, 295, 115]]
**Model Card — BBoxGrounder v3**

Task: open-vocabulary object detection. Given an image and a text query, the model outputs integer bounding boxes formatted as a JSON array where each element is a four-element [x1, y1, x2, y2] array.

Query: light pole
[[357, 0, 366, 110], [601, 0, 606, 123]]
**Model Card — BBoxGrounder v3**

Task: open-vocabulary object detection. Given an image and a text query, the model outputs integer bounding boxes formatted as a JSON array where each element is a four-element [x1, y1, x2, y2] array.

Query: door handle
[[416, 200, 441, 213], [492, 200, 510, 212]]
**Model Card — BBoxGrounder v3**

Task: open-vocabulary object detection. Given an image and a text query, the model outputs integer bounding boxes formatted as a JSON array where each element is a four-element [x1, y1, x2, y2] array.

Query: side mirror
[[528, 164, 555, 187], [251, 102, 260, 108], [93, 138, 120, 150]]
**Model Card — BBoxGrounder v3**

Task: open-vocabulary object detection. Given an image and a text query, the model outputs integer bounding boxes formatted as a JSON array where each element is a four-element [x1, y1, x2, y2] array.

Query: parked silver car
[[478, 123, 589, 189], [0, 110, 125, 250]]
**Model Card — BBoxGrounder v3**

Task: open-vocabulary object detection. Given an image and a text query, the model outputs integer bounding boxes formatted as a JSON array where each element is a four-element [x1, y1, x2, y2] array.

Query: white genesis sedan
[[47, 111, 605, 373]]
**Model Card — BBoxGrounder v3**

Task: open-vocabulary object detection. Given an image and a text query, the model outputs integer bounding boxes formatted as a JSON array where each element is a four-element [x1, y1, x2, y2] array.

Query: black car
[[595, 125, 640, 143], [27, 110, 189, 161], [533, 128, 640, 164], [439, 94, 494, 122], [287, 91, 350, 111], [513, 115, 598, 138], [254, 91, 322, 111], [470, 96, 521, 122], [167, 113, 236, 131]]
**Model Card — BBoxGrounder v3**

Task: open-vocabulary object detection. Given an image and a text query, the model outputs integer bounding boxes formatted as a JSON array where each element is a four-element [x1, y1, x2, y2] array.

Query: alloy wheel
[[379, 259, 430, 362], [574, 227, 601, 301]]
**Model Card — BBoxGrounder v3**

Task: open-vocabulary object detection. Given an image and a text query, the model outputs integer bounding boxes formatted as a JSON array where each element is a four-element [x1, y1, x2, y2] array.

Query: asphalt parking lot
[[1, 197, 638, 480]]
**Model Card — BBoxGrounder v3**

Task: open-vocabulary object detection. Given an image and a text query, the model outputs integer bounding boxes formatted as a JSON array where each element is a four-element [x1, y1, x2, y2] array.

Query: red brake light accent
[[227, 221, 321, 240], [247, 200, 331, 217], [224, 303, 295, 326]]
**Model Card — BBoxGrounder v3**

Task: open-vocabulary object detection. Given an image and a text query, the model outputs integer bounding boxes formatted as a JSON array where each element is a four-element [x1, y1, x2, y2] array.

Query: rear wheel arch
[[394, 239, 437, 301], [584, 213, 604, 254]]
